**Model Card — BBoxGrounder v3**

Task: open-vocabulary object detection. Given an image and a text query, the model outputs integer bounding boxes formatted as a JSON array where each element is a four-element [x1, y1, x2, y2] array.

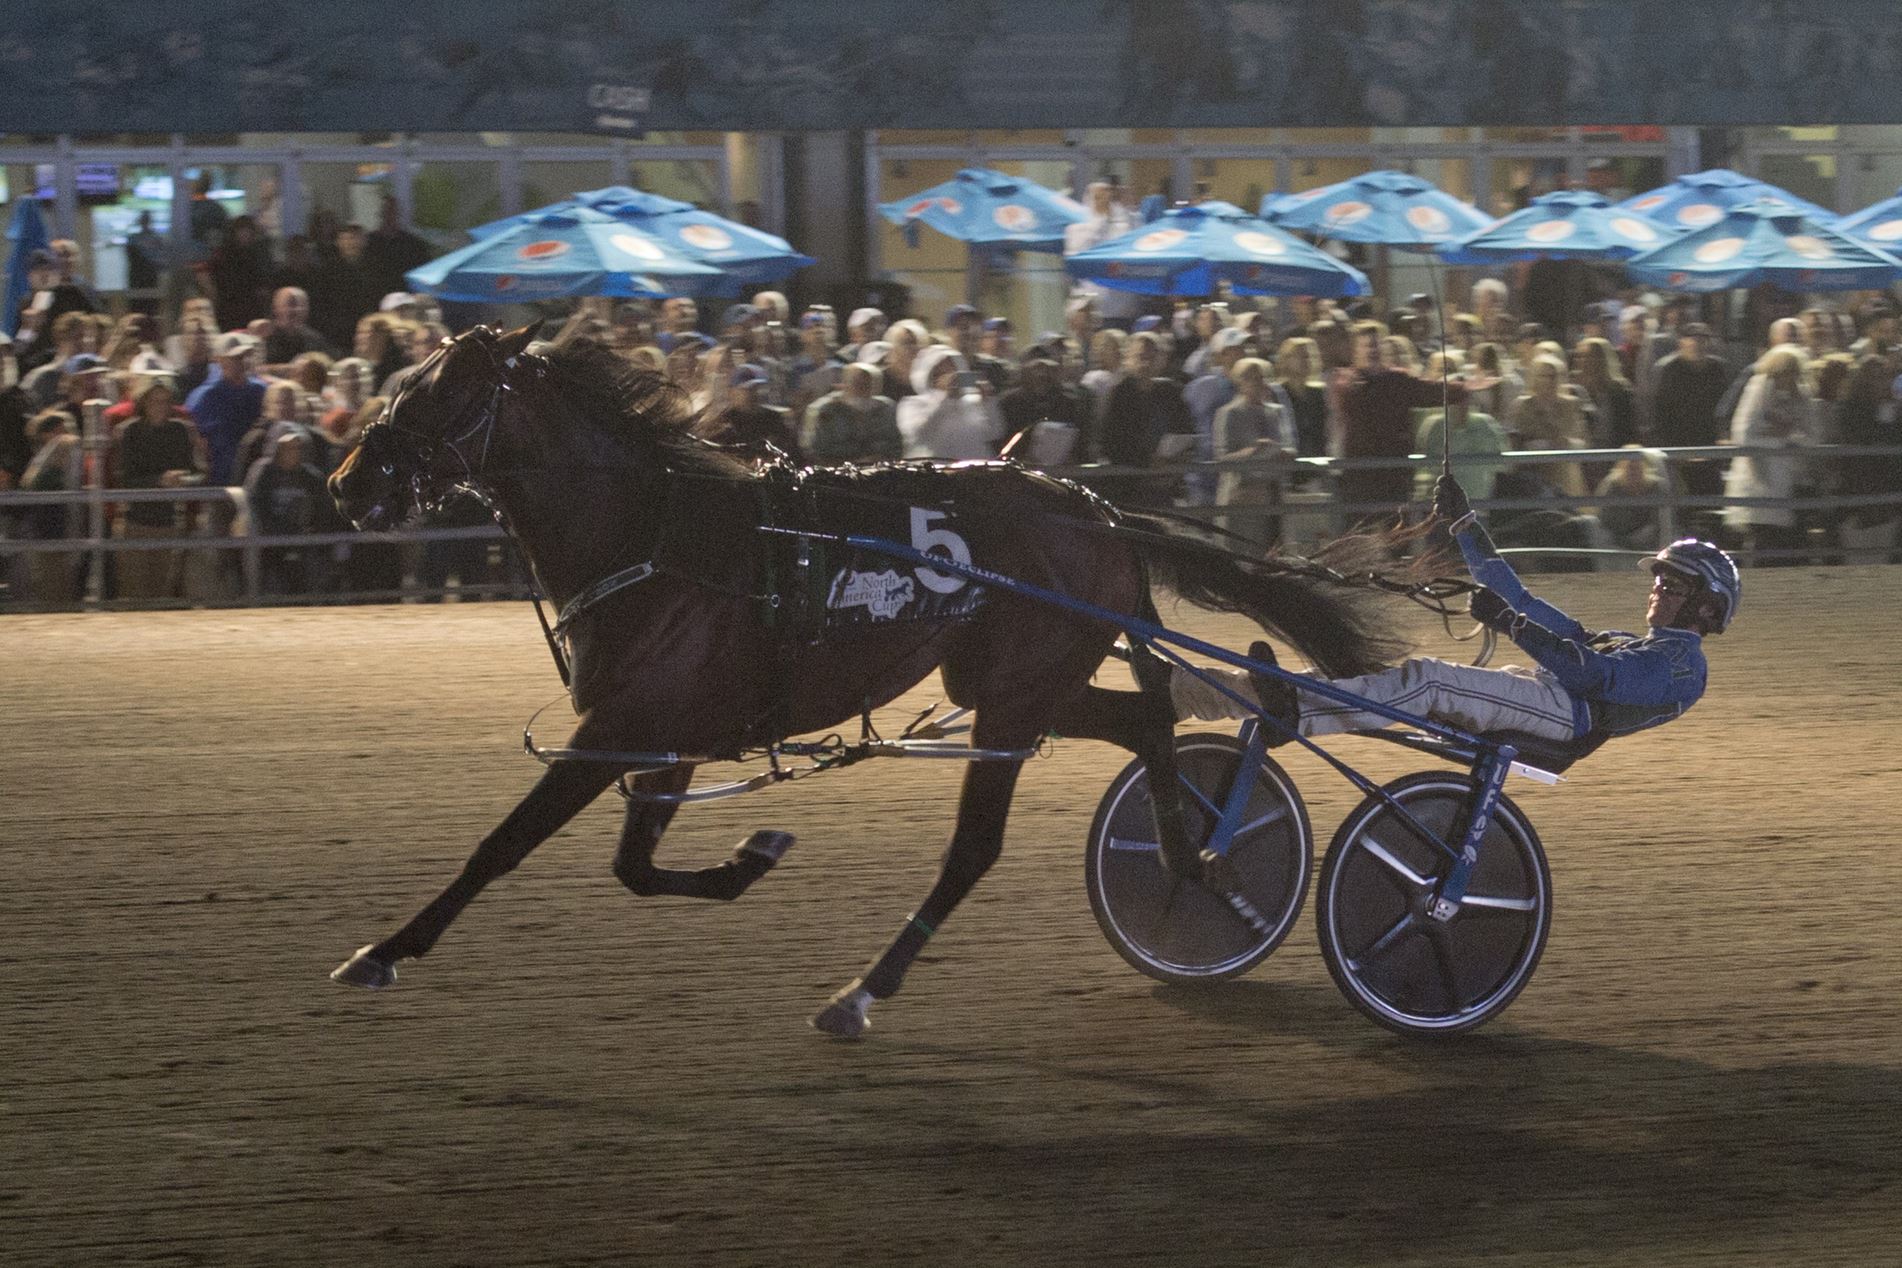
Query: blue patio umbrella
[[1065, 202, 1369, 298], [1447, 190, 1682, 262], [1260, 170, 1493, 250], [1623, 199, 1902, 293], [1831, 184, 1902, 251], [878, 168, 1089, 252], [405, 207, 725, 304], [3, 197, 53, 338], [470, 186, 813, 292], [1615, 169, 1836, 232]]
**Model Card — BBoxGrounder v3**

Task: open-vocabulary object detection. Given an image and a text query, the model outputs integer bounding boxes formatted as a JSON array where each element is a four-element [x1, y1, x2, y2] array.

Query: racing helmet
[[1640, 538, 1741, 632]]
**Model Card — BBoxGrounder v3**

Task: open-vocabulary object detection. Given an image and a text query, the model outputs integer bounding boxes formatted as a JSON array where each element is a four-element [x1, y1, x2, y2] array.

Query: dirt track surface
[[6, 568, 1902, 1267]]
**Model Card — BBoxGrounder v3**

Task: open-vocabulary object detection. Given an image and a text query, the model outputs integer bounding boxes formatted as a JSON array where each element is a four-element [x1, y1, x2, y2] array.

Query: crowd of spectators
[[6, 195, 1902, 608]]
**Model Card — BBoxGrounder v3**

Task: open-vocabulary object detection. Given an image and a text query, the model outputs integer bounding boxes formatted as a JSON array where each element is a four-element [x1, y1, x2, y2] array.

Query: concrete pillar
[[783, 131, 864, 307]]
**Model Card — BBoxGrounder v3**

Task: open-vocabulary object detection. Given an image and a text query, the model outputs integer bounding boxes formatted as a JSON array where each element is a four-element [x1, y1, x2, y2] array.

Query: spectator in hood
[[837, 306, 886, 363], [243, 422, 329, 594], [802, 362, 901, 466], [882, 319, 931, 402], [896, 345, 1004, 461]]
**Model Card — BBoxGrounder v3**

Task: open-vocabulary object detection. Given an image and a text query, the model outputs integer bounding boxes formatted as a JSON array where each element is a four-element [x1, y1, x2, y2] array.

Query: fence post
[[1652, 448, 1678, 546], [82, 398, 108, 606]]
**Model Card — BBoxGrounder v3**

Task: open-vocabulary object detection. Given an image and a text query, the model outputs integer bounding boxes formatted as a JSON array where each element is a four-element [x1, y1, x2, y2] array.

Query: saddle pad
[[813, 488, 989, 632]]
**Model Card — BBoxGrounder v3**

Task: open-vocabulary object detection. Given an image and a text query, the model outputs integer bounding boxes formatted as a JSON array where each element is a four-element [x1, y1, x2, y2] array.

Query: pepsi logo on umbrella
[[516, 240, 572, 264], [1525, 220, 1577, 243], [677, 224, 734, 252], [993, 204, 1035, 233], [1323, 201, 1372, 228], [611, 233, 665, 261], [1233, 231, 1287, 257]]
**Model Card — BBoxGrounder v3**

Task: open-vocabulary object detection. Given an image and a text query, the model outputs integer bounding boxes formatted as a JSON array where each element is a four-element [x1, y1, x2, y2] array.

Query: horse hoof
[[330, 945, 398, 989], [811, 982, 874, 1039], [737, 830, 795, 866]]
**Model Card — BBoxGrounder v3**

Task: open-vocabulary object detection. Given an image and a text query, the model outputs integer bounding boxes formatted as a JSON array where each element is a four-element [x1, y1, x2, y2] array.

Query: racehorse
[[325, 325, 1410, 1036]]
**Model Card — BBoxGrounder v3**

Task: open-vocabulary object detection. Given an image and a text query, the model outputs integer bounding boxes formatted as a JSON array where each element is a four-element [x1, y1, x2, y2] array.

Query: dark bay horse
[[326, 325, 1408, 1036]]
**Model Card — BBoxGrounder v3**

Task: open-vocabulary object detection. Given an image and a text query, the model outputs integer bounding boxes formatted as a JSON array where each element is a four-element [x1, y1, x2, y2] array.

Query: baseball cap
[[214, 332, 259, 358], [379, 292, 418, 312], [63, 353, 109, 374], [1210, 327, 1250, 352], [720, 303, 761, 329], [846, 306, 885, 330], [799, 312, 829, 329], [855, 340, 893, 367], [982, 316, 1012, 332], [1132, 315, 1164, 333], [945, 303, 981, 326], [1019, 342, 1061, 367], [731, 363, 769, 388], [1680, 321, 1713, 337]]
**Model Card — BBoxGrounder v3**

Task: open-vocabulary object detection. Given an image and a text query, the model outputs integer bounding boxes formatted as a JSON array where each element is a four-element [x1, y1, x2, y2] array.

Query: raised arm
[[1435, 473, 1587, 641]]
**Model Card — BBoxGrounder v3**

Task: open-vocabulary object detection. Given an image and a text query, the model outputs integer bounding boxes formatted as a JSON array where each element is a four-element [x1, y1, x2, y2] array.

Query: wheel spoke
[[1107, 836, 1159, 853], [1357, 834, 1435, 890], [1428, 930, 1466, 1012], [1236, 805, 1290, 837], [1346, 911, 1416, 971], [1460, 893, 1538, 912], [1174, 772, 1222, 818]]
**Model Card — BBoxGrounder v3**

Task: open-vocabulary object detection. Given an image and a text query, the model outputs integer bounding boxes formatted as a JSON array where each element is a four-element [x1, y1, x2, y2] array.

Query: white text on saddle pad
[[828, 569, 917, 620]]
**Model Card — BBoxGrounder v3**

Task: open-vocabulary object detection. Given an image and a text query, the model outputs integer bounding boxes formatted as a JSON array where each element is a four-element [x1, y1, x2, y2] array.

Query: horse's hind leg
[[813, 752, 1024, 1038], [613, 765, 795, 901], [1049, 656, 1205, 881], [330, 759, 623, 988]]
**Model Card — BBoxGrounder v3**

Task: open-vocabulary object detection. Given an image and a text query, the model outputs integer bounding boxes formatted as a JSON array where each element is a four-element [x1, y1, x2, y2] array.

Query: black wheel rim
[[1329, 784, 1545, 1027], [1095, 740, 1307, 975]]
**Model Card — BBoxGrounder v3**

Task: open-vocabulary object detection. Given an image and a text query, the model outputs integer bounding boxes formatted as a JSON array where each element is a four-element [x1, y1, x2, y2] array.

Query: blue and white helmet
[[1641, 538, 1741, 632]]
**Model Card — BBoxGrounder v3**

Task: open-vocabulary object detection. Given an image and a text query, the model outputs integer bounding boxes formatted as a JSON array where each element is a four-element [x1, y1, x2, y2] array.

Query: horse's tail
[[1120, 512, 1417, 679]]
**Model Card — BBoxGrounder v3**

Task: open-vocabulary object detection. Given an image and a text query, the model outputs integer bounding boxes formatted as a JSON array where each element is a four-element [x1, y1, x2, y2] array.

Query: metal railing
[[4, 438, 1899, 612]]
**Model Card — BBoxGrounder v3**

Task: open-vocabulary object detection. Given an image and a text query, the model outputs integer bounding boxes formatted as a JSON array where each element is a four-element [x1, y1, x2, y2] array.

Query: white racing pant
[[1171, 656, 1579, 742]]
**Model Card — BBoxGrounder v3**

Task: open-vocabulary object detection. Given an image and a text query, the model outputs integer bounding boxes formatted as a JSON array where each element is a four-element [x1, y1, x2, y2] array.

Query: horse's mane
[[533, 335, 750, 479]]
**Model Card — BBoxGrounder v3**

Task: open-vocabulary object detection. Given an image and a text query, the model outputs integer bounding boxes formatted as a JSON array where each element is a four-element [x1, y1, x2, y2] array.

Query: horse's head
[[328, 323, 538, 530]]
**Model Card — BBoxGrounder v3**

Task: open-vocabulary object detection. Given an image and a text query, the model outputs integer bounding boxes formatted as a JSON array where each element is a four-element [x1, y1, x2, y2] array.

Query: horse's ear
[[494, 323, 539, 362]]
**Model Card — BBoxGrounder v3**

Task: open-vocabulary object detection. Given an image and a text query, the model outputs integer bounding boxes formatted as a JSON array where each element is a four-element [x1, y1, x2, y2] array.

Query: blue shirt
[[1456, 523, 1707, 738], [184, 375, 266, 485]]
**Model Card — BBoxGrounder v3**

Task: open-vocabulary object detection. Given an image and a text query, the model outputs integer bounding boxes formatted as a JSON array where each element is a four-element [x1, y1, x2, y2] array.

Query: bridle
[[367, 329, 517, 512]]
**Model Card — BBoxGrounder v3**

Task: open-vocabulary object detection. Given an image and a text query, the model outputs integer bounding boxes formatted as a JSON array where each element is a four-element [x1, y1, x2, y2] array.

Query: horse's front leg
[[612, 764, 795, 901], [330, 758, 624, 988], [813, 751, 1024, 1038]]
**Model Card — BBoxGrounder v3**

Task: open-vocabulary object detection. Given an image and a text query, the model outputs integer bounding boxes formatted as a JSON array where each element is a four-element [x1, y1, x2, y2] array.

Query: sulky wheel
[[1085, 731, 1311, 983], [1316, 771, 1552, 1036]]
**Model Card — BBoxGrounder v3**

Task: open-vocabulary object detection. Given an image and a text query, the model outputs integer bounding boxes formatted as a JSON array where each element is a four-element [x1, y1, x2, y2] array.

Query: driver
[[1171, 474, 1740, 747]]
